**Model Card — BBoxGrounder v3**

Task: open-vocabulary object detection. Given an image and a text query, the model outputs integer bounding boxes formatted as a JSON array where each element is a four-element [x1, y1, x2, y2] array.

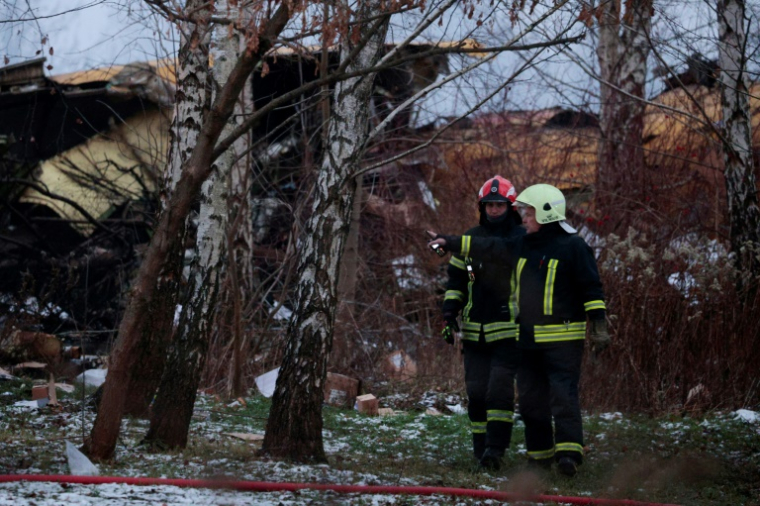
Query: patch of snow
[[12, 400, 43, 410], [391, 255, 429, 290], [2, 296, 71, 320], [667, 272, 695, 298], [599, 412, 623, 421], [75, 368, 107, 387], [0, 481, 393, 506], [446, 404, 467, 415], [734, 409, 759, 424]]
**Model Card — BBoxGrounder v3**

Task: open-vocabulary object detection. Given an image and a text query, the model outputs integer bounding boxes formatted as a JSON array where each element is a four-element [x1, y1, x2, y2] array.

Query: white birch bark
[[717, 0, 760, 284], [214, 2, 256, 397], [143, 0, 215, 448], [87, 0, 292, 458], [262, 0, 390, 461], [595, 0, 652, 228], [94, 0, 213, 453]]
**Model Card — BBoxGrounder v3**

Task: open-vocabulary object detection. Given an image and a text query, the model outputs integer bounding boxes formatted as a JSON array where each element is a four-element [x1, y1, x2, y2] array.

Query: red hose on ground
[[0, 474, 681, 506]]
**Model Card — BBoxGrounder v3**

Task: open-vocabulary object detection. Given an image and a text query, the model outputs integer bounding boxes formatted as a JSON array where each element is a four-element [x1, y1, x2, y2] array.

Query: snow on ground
[[734, 409, 759, 424], [0, 392, 496, 505], [0, 480, 464, 506], [4, 388, 757, 505]]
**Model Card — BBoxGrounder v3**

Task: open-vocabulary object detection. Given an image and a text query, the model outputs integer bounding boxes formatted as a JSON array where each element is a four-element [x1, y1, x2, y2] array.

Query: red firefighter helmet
[[478, 176, 517, 204]]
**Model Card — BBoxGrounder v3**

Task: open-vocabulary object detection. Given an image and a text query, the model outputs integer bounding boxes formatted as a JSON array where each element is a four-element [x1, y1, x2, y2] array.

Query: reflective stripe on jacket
[[453, 223, 606, 348], [442, 215, 525, 342]]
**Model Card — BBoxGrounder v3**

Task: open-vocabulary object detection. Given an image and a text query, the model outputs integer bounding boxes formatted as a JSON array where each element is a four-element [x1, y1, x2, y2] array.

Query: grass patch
[[1, 381, 758, 505]]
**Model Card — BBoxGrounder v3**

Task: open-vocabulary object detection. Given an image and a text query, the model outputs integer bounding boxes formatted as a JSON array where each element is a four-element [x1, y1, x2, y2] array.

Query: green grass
[[1, 379, 758, 505]]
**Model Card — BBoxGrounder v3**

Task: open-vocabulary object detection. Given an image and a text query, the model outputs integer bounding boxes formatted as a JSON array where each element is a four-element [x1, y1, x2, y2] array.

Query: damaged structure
[[3, 44, 760, 384], [0, 44, 453, 348]]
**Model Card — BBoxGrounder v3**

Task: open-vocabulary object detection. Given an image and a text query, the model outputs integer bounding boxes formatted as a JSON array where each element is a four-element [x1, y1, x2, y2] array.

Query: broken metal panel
[[1, 87, 162, 165], [0, 57, 47, 89], [0, 58, 176, 167], [1, 42, 455, 246], [51, 59, 177, 87], [19, 110, 170, 234]]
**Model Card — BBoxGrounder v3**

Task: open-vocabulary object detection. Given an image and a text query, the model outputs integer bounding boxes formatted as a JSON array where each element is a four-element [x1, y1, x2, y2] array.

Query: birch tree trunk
[[596, 0, 652, 231], [261, 0, 390, 462], [333, 177, 363, 369], [218, 4, 256, 398], [122, 1, 209, 419], [717, 0, 760, 290], [83, 2, 292, 460], [145, 1, 258, 446], [145, 159, 226, 448], [85, 0, 212, 456]]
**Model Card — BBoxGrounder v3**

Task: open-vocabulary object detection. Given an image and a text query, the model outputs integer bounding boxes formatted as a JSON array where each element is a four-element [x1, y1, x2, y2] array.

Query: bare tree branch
[[214, 4, 579, 160], [8, 178, 123, 240], [366, 0, 575, 142], [0, 1, 108, 23]]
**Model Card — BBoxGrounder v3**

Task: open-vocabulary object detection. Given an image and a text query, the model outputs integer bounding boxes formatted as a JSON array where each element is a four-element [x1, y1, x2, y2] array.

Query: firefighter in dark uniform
[[440, 176, 525, 470], [429, 183, 611, 477]]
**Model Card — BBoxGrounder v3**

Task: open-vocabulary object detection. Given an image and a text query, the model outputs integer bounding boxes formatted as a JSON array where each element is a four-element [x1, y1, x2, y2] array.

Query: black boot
[[526, 457, 552, 471], [557, 457, 578, 477], [479, 447, 504, 471], [473, 433, 486, 461]]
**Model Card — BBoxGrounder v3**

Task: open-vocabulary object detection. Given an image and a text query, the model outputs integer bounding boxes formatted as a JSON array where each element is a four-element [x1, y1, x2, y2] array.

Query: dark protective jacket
[[451, 222, 606, 348], [442, 211, 525, 342]]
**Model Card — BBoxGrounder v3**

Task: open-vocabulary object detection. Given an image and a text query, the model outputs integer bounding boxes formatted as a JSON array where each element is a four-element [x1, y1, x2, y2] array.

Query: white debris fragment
[[255, 368, 279, 398], [66, 441, 99, 476], [13, 400, 43, 410]]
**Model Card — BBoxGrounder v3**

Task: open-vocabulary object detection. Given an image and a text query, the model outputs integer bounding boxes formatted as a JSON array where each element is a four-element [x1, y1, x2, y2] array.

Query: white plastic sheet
[[254, 368, 279, 398], [65, 441, 99, 476]]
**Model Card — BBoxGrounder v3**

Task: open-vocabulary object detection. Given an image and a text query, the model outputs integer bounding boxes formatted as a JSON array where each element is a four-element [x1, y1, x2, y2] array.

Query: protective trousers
[[463, 337, 519, 459], [517, 342, 584, 465]]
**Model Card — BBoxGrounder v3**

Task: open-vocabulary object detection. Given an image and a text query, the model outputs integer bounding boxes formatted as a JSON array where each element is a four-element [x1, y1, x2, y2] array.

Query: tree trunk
[[717, 0, 760, 290], [333, 176, 363, 369], [337, 177, 363, 312], [145, 164, 227, 448], [122, 278, 177, 417], [595, 0, 652, 231], [219, 4, 256, 398], [145, 1, 263, 446], [122, 1, 210, 418], [83, 2, 292, 461], [261, 0, 389, 462]]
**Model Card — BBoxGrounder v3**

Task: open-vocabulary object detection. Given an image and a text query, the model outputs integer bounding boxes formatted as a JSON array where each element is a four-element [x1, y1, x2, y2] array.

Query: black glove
[[428, 234, 457, 254], [441, 312, 459, 345], [443, 312, 459, 331], [589, 319, 611, 354], [439, 235, 457, 253]]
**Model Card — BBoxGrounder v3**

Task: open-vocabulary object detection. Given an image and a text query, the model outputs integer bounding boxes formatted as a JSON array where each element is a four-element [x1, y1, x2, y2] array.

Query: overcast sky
[[1, 0, 751, 118], [1, 0, 174, 73]]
